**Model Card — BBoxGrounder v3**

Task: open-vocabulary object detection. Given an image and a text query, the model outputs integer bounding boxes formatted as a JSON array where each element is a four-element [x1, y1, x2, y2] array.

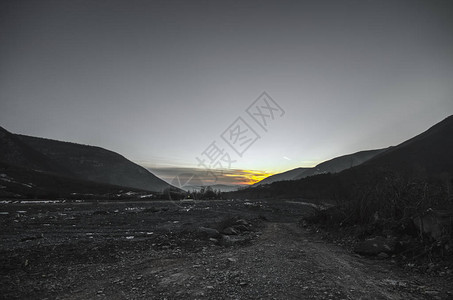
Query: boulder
[[354, 236, 397, 256], [220, 235, 233, 246], [198, 227, 220, 238], [233, 224, 249, 232], [219, 235, 250, 246], [235, 219, 249, 226], [222, 227, 238, 235]]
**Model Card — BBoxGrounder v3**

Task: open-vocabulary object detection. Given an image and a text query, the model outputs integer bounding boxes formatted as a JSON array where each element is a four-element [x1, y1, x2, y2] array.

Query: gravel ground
[[0, 199, 452, 299]]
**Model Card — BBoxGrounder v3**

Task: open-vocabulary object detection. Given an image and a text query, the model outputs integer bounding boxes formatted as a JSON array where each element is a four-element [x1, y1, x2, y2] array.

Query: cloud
[[148, 167, 274, 186]]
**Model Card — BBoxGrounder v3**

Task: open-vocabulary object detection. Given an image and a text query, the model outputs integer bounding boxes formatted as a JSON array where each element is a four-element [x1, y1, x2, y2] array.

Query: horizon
[[2, 114, 450, 187], [1, 0, 453, 187]]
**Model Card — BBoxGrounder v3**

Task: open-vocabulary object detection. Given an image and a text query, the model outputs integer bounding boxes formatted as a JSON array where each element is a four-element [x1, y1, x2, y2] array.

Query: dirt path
[[66, 222, 450, 300]]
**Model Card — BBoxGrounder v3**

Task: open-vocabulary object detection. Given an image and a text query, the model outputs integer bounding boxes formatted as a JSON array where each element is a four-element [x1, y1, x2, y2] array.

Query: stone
[[235, 219, 249, 226], [233, 225, 249, 232], [199, 227, 220, 238], [222, 227, 238, 235], [220, 235, 232, 246]]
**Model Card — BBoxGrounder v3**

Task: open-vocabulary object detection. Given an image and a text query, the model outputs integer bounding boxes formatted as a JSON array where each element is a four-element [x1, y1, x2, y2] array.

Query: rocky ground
[[1, 199, 452, 299]]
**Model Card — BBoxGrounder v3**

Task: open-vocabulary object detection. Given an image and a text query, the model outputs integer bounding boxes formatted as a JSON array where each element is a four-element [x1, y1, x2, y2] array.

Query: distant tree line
[[159, 186, 222, 200], [188, 186, 222, 200]]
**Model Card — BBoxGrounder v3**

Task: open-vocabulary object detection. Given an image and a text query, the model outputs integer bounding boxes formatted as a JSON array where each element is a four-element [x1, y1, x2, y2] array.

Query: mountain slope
[[357, 115, 453, 176], [227, 115, 453, 200], [0, 127, 74, 176], [253, 167, 310, 186], [0, 126, 174, 194], [254, 149, 387, 186], [294, 148, 389, 179], [15, 134, 171, 192], [0, 161, 150, 199]]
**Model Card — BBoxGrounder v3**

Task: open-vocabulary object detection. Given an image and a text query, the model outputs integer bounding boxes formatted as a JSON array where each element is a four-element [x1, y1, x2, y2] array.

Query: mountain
[[0, 161, 150, 199], [356, 115, 453, 176], [0, 127, 74, 176], [16, 134, 171, 192], [253, 149, 387, 186], [227, 115, 453, 199], [294, 148, 389, 179], [253, 167, 310, 186], [0, 127, 174, 197]]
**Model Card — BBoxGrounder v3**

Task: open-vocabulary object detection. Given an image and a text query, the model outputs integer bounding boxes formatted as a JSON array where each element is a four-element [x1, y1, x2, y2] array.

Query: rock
[[220, 235, 250, 247], [220, 235, 233, 246], [233, 224, 249, 232], [222, 227, 238, 235], [199, 227, 220, 238], [377, 252, 389, 258], [354, 236, 397, 255], [227, 257, 237, 262], [235, 219, 249, 226]]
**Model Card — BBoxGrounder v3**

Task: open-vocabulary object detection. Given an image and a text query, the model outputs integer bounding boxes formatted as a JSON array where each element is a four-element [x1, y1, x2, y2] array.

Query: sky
[[1, 0, 453, 186]]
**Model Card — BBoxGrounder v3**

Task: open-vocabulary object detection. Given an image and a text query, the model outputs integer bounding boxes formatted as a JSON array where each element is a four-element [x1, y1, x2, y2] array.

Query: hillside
[[294, 148, 389, 179], [254, 149, 386, 186], [0, 127, 74, 176], [0, 161, 150, 199], [228, 115, 453, 200], [253, 167, 310, 186], [357, 115, 453, 176], [0, 127, 174, 196], [16, 134, 171, 192]]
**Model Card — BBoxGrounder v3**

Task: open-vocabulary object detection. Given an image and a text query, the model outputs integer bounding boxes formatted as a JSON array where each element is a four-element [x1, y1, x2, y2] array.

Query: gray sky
[[1, 0, 453, 185]]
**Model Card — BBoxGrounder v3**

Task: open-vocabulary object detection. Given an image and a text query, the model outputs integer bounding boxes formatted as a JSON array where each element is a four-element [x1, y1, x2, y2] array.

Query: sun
[[239, 170, 275, 185]]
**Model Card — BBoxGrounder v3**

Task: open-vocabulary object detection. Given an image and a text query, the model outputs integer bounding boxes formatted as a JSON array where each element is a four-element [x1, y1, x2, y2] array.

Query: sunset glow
[[224, 170, 276, 185]]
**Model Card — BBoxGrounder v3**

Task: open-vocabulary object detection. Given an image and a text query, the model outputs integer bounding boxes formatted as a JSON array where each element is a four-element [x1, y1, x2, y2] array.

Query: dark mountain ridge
[[253, 167, 311, 186], [228, 115, 453, 200], [0, 127, 74, 176], [0, 127, 174, 197], [16, 134, 170, 192], [254, 148, 387, 186], [294, 148, 389, 179], [358, 115, 453, 177]]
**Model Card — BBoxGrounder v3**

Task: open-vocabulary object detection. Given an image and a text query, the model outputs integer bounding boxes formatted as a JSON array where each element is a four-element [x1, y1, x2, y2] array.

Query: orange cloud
[[223, 169, 275, 185], [147, 166, 275, 186]]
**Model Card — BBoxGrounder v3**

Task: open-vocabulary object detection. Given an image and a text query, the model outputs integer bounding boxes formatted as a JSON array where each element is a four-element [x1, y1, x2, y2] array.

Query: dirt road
[[66, 223, 450, 300], [1, 200, 451, 299]]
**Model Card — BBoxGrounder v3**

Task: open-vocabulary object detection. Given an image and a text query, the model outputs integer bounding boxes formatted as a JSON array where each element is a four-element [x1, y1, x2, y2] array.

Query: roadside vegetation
[[226, 169, 453, 264]]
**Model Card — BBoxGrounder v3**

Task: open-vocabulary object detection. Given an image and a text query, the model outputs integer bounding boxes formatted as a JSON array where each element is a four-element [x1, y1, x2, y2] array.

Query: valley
[[1, 199, 451, 299]]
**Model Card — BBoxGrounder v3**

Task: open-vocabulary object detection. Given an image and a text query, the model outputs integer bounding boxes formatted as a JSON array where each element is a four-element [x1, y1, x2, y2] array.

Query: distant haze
[[1, 0, 452, 185]]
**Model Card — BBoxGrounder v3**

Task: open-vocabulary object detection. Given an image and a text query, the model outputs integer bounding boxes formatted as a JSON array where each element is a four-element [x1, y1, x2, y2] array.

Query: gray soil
[[1, 199, 452, 299]]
